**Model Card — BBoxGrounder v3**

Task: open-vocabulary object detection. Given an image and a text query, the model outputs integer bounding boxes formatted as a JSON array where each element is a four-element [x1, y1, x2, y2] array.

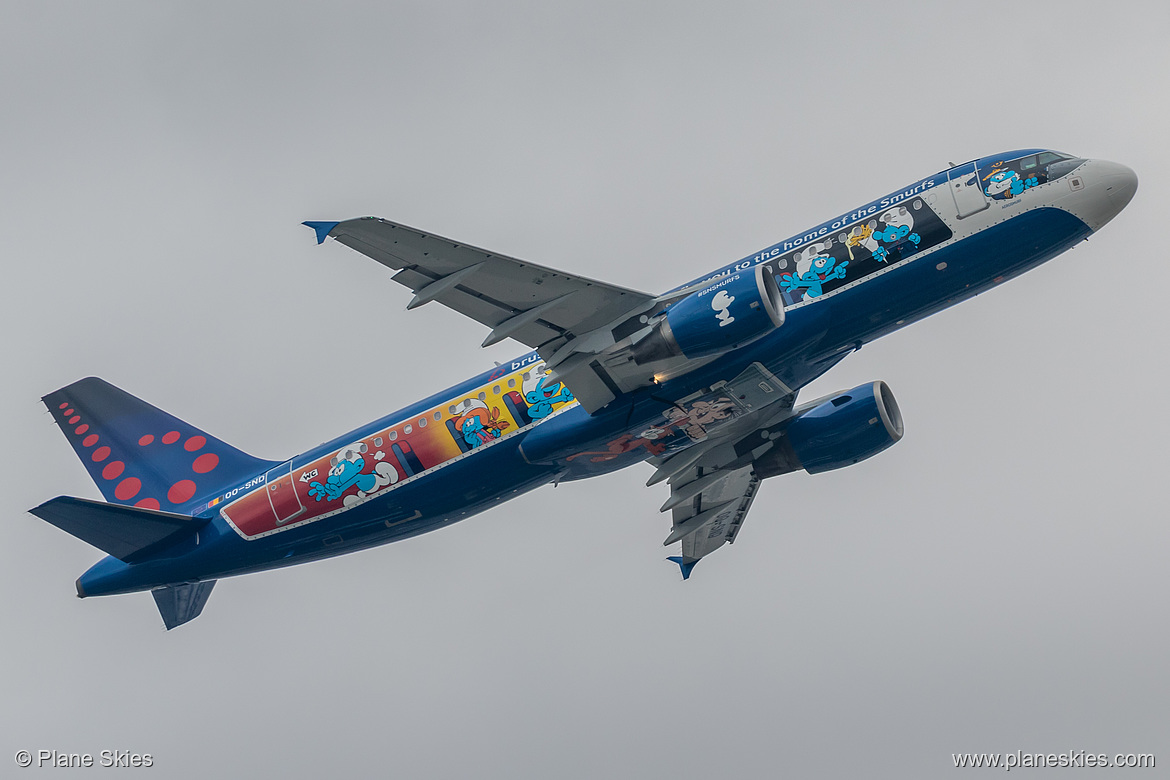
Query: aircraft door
[[265, 463, 305, 526], [948, 161, 989, 219]]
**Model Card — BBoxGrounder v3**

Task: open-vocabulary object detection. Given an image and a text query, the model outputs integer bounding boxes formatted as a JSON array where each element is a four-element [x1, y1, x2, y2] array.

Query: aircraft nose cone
[[1072, 159, 1138, 231], [1101, 160, 1138, 211]]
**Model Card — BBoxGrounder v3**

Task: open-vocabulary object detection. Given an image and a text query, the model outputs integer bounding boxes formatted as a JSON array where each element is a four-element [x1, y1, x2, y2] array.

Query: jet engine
[[632, 264, 785, 364], [754, 381, 904, 476]]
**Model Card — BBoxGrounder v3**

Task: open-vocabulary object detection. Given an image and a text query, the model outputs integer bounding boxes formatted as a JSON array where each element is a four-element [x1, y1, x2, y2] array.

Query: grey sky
[[2, 1, 1167, 777]]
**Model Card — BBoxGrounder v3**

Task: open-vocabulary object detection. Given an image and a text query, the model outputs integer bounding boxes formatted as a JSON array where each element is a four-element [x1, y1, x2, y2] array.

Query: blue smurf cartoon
[[984, 168, 1039, 200], [779, 241, 848, 299], [454, 399, 510, 449], [711, 290, 736, 327], [522, 370, 574, 420], [308, 441, 398, 506], [870, 206, 921, 262]]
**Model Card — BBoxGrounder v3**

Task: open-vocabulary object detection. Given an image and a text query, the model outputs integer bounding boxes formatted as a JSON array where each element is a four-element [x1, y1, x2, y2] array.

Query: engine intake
[[632, 264, 784, 364], [755, 381, 904, 477]]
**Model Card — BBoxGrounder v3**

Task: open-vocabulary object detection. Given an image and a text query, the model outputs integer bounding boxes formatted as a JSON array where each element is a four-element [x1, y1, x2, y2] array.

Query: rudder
[[44, 377, 277, 512]]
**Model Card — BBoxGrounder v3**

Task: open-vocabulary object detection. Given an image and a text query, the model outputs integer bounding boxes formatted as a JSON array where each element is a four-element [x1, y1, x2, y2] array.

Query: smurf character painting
[[522, 368, 574, 420], [870, 206, 922, 262], [454, 400, 510, 449], [779, 240, 848, 300], [843, 223, 878, 260], [711, 289, 736, 327], [308, 441, 399, 507], [984, 167, 1039, 200]]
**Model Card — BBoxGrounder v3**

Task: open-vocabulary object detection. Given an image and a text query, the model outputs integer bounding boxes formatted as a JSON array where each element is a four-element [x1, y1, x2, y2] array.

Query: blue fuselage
[[77, 150, 1133, 597]]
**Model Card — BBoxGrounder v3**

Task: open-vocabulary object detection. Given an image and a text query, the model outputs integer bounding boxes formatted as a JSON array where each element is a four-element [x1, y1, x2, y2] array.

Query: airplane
[[30, 149, 1137, 629]]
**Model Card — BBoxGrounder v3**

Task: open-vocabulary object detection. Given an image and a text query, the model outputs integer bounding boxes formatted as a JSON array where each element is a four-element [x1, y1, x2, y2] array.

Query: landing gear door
[[948, 161, 989, 219], [717, 362, 793, 412], [265, 463, 305, 526]]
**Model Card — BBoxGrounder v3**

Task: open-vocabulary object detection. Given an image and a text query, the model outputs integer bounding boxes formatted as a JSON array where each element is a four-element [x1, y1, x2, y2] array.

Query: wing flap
[[312, 218, 657, 411], [672, 466, 760, 562], [327, 218, 655, 345]]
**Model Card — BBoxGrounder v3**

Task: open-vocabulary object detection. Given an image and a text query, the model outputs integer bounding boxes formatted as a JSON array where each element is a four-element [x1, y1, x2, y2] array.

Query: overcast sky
[[2, 2, 1167, 777]]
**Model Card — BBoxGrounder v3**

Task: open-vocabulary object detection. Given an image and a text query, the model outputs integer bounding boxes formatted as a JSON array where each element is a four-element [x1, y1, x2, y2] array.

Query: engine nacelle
[[632, 264, 784, 364], [755, 381, 904, 476]]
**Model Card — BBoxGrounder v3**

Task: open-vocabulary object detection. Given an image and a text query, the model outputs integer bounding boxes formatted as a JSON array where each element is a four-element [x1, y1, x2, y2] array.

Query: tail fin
[[44, 377, 277, 512]]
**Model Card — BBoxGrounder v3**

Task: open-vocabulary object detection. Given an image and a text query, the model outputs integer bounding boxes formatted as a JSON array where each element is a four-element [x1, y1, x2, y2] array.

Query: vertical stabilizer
[[44, 378, 277, 512]]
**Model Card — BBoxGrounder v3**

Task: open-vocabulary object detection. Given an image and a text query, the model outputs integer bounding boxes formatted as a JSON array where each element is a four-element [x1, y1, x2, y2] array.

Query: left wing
[[306, 218, 658, 411], [641, 362, 801, 578], [663, 464, 761, 579]]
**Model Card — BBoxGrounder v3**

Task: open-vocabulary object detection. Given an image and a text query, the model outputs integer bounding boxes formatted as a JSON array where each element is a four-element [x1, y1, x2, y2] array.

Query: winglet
[[303, 221, 340, 245], [666, 556, 699, 580]]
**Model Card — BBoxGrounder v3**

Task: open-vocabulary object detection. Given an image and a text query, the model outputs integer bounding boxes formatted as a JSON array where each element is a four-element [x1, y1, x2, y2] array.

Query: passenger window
[[433, 411, 441, 420], [418, 417, 427, 428], [404, 424, 412, 434], [374, 437, 383, 447], [390, 430, 398, 441]]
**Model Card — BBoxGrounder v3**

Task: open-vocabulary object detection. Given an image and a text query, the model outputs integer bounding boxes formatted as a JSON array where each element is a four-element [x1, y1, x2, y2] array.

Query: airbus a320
[[31, 150, 1137, 628]]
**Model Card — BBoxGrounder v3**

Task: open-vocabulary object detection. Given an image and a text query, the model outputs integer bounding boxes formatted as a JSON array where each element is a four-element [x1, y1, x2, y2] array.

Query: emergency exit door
[[265, 463, 305, 526]]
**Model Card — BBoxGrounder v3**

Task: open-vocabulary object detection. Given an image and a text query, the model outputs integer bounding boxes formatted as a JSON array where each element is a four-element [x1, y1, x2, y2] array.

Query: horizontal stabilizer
[[152, 581, 216, 630], [30, 496, 208, 563]]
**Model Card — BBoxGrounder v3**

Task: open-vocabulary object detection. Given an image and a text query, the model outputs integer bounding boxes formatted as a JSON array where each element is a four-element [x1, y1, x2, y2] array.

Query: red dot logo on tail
[[193, 453, 219, 474], [168, 480, 196, 505], [115, 478, 141, 501]]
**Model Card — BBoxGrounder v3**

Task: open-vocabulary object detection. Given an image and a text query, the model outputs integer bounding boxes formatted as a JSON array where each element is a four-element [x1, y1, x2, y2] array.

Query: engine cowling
[[755, 381, 904, 476], [632, 264, 784, 364]]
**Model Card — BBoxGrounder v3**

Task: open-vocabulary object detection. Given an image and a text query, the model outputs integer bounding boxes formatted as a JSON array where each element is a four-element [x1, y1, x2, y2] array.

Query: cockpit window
[[1038, 151, 1071, 165], [984, 151, 1083, 198]]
